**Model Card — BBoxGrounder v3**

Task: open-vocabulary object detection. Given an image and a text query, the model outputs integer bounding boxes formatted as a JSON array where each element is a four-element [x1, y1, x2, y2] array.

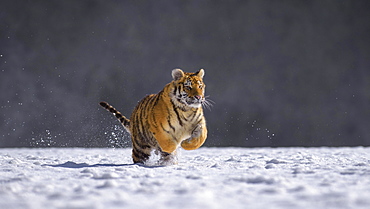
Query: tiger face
[[171, 69, 206, 108]]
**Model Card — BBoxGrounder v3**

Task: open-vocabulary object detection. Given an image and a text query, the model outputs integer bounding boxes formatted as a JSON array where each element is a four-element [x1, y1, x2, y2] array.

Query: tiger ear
[[197, 69, 205, 79], [172, 68, 184, 81]]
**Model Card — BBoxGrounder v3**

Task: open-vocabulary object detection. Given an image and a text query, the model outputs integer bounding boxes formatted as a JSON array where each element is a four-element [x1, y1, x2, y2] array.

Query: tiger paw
[[159, 151, 178, 166]]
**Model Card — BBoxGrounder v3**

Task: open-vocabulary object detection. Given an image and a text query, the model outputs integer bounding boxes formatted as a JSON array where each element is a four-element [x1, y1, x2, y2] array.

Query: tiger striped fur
[[100, 69, 208, 165]]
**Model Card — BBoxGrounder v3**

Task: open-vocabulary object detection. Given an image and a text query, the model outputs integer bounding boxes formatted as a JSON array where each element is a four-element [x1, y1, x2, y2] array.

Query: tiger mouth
[[188, 103, 202, 108], [174, 93, 204, 108], [185, 98, 203, 107]]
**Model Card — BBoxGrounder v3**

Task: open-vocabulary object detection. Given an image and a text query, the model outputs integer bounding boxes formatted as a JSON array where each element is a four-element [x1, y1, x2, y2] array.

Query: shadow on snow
[[43, 161, 165, 168]]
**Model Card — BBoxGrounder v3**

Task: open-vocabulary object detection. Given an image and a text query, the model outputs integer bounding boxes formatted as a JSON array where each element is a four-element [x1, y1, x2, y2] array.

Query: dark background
[[1, 0, 370, 148]]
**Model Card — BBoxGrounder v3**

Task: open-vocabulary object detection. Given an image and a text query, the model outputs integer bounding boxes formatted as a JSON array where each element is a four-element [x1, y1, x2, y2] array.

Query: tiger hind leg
[[131, 147, 152, 164]]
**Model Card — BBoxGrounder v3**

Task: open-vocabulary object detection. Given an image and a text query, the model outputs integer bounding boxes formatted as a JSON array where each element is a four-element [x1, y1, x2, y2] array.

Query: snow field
[[1, 147, 370, 209]]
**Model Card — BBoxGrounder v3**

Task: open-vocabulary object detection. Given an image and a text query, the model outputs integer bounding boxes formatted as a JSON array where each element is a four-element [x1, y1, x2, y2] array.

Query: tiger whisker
[[202, 96, 214, 111]]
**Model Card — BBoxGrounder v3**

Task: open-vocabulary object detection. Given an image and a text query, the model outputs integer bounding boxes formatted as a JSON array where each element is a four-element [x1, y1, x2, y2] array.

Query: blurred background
[[1, 0, 370, 148]]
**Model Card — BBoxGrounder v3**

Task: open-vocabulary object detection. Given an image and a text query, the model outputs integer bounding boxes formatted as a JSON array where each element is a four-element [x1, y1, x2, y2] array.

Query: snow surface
[[1, 147, 370, 209]]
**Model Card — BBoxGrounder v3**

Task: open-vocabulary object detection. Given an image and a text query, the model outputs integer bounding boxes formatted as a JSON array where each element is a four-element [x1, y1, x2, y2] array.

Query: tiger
[[100, 68, 209, 165]]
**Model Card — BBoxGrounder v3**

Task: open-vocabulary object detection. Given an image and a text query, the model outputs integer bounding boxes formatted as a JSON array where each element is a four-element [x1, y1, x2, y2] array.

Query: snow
[[1, 147, 370, 209]]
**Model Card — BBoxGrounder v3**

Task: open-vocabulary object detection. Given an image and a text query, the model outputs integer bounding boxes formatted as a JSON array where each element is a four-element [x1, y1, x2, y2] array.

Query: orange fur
[[100, 69, 207, 165]]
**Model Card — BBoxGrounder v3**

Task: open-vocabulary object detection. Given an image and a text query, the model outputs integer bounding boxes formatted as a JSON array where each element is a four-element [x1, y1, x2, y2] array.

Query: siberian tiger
[[100, 69, 209, 165]]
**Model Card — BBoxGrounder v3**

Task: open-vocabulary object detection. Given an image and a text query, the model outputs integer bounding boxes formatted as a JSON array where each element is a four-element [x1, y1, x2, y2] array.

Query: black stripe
[[189, 111, 197, 122], [152, 115, 158, 128], [153, 93, 161, 107], [138, 141, 152, 150], [170, 99, 183, 126], [182, 113, 189, 122], [173, 86, 177, 96], [165, 103, 176, 131], [144, 96, 156, 120], [135, 111, 144, 136], [160, 123, 170, 133], [109, 107, 115, 113], [190, 72, 199, 77], [141, 96, 152, 111], [132, 148, 149, 162], [145, 96, 155, 116], [167, 117, 175, 132], [132, 133, 151, 150], [132, 139, 141, 151], [124, 119, 130, 127], [99, 102, 109, 109], [142, 127, 152, 143], [194, 113, 202, 124], [177, 85, 182, 96], [115, 112, 122, 119]]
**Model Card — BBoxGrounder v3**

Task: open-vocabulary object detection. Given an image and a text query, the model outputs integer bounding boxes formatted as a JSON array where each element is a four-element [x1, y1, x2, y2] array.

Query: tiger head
[[171, 68, 206, 109]]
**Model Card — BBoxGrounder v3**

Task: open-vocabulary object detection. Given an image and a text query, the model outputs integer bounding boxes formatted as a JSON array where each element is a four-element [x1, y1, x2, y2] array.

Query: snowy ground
[[1, 147, 370, 209]]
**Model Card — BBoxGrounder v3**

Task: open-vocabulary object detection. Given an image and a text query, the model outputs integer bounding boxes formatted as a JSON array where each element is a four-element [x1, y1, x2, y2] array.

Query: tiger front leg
[[181, 124, 207, 150], [153, 132, 179, 165], [159, 150, 178, 165], [153, 131, 178, 154]]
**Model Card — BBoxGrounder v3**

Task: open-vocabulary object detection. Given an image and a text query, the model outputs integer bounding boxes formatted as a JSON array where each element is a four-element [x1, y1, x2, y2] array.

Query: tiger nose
[[194, 95, 202, 100]]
